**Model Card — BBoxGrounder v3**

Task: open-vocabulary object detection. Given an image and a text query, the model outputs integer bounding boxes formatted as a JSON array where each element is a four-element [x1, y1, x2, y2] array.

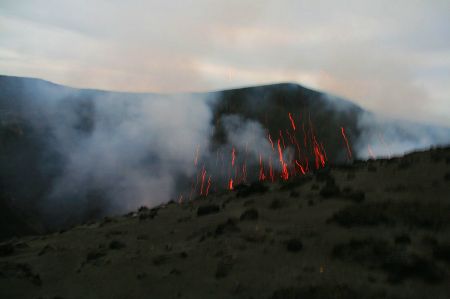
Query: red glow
[[279, 130, 286, 149], [231, 147, 236, 167], [340, 127, 353, 160], [184, 111, 363, 199], [200, 167, 206, 195], [277, 139, 289, 180], [295, 160, 306, 175], [288, 112, 296, 131], [259, 154, 266, 181], [205, 176, 211, 196], [268, 133, 274, 151]]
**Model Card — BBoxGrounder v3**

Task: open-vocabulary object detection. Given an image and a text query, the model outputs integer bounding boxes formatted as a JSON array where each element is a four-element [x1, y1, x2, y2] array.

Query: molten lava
[[182, 111, 365, 200], [340, 127, 352, 160], [288, 112, 296, 131]]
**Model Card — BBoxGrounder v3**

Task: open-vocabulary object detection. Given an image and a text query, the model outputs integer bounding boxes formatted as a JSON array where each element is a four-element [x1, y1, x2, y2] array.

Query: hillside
[[0, 146, 449, 299], [0, 75, 366, 239]]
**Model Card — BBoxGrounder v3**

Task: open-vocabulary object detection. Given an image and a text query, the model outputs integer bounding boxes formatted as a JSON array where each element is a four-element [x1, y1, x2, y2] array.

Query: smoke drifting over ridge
[[11, 79, 216, 226], [0, 76, 449, 232], [354, 112, 450, 159]]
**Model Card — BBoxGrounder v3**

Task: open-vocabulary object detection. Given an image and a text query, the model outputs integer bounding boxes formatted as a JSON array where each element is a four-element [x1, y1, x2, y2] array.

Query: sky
[[1, 0, 449, 125]]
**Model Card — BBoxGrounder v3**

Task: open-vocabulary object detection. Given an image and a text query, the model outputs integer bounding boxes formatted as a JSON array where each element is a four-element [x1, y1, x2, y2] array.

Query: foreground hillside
[[1, 147, 449, 299]]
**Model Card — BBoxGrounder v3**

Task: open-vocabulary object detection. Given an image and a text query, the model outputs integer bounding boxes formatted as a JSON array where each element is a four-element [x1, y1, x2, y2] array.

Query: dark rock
[[0, 243, 14, 256], [169, 268, 181, 275], [342, 188, 365, 203], [139, 208, 158, 220], [100, 216, 116, 226], [289, 190, 300, 198], [444, 172, 450, 181], [394, 233, 411, 245], [270, 284, 359, 299], [138, 206, 149, 212], [240, 209, 259, 221], [421, 235, 438, 246], [38, 244, 55, 256], [332, 237, 445, 284], [285, 238, 303, 252], [86, 249, 106, 261], [347, 172, 356, 180], [398, 160, 411, 170], [328, 203, 392, 227], [109, 240, 126, 250], [314, 168, 332, 182], [16, 263, 42, 286], [137, 234, 149, 240], [319, 181, 340, 198], [197, 204, 220, 216], [269, 199, 283, 210], [279, 176, 311, 191], [153, 254, 169, 266], [236, 181, 268, 198], [216, 218, 240, 236], [432, 242, 450, 263], [383, 253, 445, 284], [177, 216, 192, 223], [243, 199, 254, 207], [215, 256, 234, 279]]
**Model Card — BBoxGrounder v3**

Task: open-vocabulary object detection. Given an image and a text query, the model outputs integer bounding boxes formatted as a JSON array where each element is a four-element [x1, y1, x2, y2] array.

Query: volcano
[[0, 75, 449, 240]]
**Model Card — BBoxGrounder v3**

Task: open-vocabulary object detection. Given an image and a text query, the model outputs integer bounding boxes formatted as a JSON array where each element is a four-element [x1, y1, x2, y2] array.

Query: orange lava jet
[[205, 176, 211, 196], [184, 111, 364, 200], [228, 178, 234, 190], [200, 167, 206, 195], [277, 139, 289, 180], [268, 133, 275, 151], [259, 154, 266, 181], [340, 127, 352, 160], [288, 112, 296, 131], [231, 147, 236, 167]]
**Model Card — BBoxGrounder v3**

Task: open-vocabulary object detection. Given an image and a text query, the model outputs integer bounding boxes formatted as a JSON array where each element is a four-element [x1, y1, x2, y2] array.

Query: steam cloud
[[19, 82, 216, 225], [354, 112, 450, 159]]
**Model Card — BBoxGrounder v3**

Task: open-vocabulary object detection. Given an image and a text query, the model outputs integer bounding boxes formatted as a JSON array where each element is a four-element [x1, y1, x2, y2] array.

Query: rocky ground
[[0, 147, 449, 299]]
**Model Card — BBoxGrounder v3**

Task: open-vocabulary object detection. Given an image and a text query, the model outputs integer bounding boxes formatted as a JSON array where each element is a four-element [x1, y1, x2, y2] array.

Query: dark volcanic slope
[[0, 75, 365, 240], [210, 82, 364, 161], [1, 147, 449, 299]]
